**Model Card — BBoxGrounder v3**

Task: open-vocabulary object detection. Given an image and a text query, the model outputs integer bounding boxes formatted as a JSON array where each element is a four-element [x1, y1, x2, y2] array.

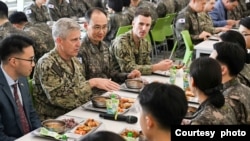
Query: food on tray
[[120, 128, 141, 138], [117, 98, 135, 113], [61, 118, 79, 129], [74, 119, 100, 135], [42, 119, 66, 134]]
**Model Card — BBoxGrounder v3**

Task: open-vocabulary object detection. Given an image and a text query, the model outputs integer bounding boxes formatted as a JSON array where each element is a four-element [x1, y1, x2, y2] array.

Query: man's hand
[[199, 31, 212, 40], [127, 69, 141, 79], [89, 78, 120, 91], [152, 59, 173, 72]]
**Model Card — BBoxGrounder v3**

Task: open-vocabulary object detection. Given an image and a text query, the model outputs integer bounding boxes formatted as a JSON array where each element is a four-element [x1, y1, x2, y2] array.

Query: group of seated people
[[1, 0, 250, 141]]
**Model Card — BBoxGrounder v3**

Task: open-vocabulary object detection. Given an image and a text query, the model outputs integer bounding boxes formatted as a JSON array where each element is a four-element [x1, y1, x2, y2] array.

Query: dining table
[[16, 69, 189, 141]]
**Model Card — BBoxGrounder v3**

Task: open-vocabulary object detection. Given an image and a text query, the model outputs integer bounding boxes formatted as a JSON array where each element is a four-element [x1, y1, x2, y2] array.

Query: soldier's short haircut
[[0, 1, 8, 19], [239, 17, 250, 30], [9, 11, 28, 24], [0, 34, 34, 62], [52, 18, 80, 41], [134, 7, 152, 19], [139, 82, 188, 129], [213, 42, 246, 76], [85, 7, 107, 23]]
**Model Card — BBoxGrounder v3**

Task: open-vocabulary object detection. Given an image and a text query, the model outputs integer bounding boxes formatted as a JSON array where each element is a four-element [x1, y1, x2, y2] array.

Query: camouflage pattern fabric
[[110, 30, 152, 75], [69, 0, 90, 18], [190, 99, 238, 125], [137, 0, 158, 24], [228, 5, 243, 20], [23, 1, 50, 24], [198, 12, 216, 34], [174, 6, 203, 58], [122, 6, 136, 24], [78, 35, 128, 95], [222, 78, 250, 124], [105, 12, 131, 45], [47, 0, 74, 21], [175, 0, 189, 12], [23, 22, 54, 62], [33, 48, 92, 120], [0, 22, 28, 41], [238, 64, 250, 87], [83, 0, 105, 9], [157, 0, 176, 16]]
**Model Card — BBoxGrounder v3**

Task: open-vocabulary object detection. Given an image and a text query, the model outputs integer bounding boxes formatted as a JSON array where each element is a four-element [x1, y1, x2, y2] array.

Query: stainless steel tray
[[120, 83, 141, 93]]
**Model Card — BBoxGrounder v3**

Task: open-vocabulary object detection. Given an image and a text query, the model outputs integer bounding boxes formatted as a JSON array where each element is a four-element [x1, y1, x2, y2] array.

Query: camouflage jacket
[[174, 5, 204, 45], [122, 6, 136, 24], [198, 12, 216, 34], [79, 35, 128, 85], [222, 78, 250, 124], [47, 0, 74, 21], [69, 0, 90, 18], [0, 22, 28, 41], [33, 48, 92, 120], [238, 63, 250, 87], [190, 99, 238, 125], [157, 0, 176, 16], [23, 22, 54, 62], [104, 12, 131, 45], [110, 30, 152, 75], [23, 2, 50, 24]]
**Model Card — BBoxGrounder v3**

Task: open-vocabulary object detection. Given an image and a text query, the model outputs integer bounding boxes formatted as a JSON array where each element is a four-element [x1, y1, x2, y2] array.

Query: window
[[3, 0, 33, 12]]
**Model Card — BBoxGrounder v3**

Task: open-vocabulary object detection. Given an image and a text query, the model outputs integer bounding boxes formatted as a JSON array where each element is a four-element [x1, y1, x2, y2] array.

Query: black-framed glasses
[[13, 57, 35, 64], [242, 33, 250, 37]]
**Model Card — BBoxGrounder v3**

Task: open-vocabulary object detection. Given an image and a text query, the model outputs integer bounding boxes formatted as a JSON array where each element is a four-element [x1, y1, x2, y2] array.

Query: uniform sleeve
[[35, 59, 92, 110], [24, 7, 37, 24], [47, 3, 59, 21], [174, 12, 189, 45], [112, 38, 152, 75]]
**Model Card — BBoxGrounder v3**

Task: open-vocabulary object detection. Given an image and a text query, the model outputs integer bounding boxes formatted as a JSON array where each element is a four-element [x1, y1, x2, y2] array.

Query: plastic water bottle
[[126, 132, 135, 141], [106, 94, 119, 114]]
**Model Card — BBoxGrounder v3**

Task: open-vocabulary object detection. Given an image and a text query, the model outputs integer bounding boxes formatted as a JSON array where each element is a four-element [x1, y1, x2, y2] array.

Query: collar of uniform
[[84, 34, 105, 53], [222, 77, 240, 91]]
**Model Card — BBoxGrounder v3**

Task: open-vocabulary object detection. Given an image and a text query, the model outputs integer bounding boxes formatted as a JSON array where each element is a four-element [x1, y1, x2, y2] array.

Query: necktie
[[12, 83, 30, 134]]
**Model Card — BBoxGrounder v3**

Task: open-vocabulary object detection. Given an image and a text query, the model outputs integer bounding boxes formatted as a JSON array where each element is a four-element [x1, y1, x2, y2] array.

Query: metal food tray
[[32, 117, 102, 141], [120, 83, 142, 93], [152, 70, 170, 77]]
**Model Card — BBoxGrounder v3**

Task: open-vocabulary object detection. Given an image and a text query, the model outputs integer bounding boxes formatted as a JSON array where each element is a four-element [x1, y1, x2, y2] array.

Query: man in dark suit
[[0, 34, 41, 141]]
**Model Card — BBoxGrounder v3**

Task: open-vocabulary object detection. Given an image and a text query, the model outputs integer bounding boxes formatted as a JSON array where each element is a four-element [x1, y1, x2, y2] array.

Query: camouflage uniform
[[156, 0, 176, 17], [175, 0, 189, 12], [83, 0, 105, 9], [174, 5, 203, 58], [190, 99, 238, 125], [23, 1, 50, 24], [47, 0, 74, 21], [69, 0, 90, 18], [33, 48, 92, 120], [23, 22, 54, 62], [104, 12, 131, 45], [222, 78, 250, 124], [110, 30, 153, 75], [239, 0, 250, 17], [122, 6, 136, 24], [228, 5, 242, 20], [0, 22, 28, 41], [198, 12, 216, 34], [238, 64, 250, 87], [78, 34, 128, 95]]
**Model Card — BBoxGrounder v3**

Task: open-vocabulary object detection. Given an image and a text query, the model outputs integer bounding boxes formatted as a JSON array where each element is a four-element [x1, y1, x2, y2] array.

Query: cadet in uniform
[[198, 0, 230, 34], [47, 0, 74, 21], [69, 0, 90, 18], [210, 42, 250, 124], [174, 0, 211, 58], [78, 7, 140, 95], [23, 0, 50, 24], [105, 0, 131, 45], [111, 8, 173, 75], [184, 57, 238, 125]]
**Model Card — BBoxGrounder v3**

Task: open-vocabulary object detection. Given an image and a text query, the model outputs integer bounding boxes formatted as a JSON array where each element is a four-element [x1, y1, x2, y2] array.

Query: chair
[[115, 25, 132, 37], [149, 17, 169, 58], [164, 13, 177, 37], [181, 30, 194, 66], [28, 78, 36, 106]]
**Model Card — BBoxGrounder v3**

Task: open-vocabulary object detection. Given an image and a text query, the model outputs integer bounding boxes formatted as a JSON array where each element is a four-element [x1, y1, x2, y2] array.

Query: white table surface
[[16, 71, 185, 141], [194, 40, 219, 58]]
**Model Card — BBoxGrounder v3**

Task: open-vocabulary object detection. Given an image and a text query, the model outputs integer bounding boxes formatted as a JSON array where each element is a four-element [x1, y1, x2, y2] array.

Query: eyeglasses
[[13, 57, 35, 64], [242, 33, 250, 37], [92, 25, 108, 32]]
